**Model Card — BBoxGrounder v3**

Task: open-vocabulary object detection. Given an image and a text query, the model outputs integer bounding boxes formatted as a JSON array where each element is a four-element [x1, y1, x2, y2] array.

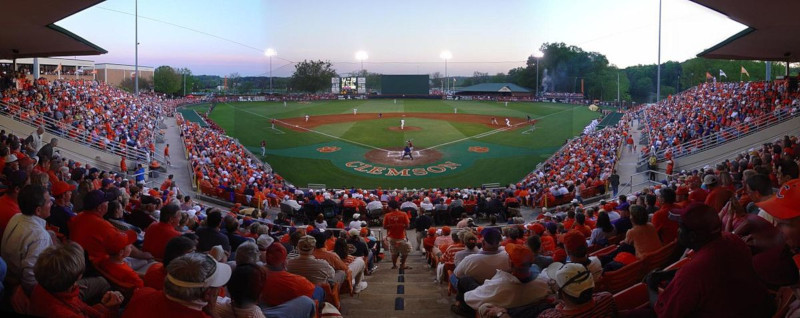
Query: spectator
[[144, 235, 196, 290], [464, 243, 551, 314], [95, 229, 143, 290], [263, 241, 325, 307], [452, 228, 510, 315], [123, 253, 232, 317], [195, 209, 231, 254], [652, 188, 679, 243], [215, 263, 315, 318], [0, 170, 26, 241], [29, 242, 124, 317], [648, 203, 770, 317], [1, 185, 54, 295], [46, 180, 76, 237], [286, 235, 336, 284], [704, 174, 734, 213], [234, 242, 261, 266], [142, 203, 182, 260], [624, 205, 663, 258], [383, 199, 412, 270], [455, 231, 480, 268], [560, 230, 603, 281], [538, 262, 617, 317]]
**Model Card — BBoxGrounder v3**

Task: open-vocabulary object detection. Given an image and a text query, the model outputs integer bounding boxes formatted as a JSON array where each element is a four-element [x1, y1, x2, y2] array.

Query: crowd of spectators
[[0, 73, 187, 161], [640, 80, 800, 161]]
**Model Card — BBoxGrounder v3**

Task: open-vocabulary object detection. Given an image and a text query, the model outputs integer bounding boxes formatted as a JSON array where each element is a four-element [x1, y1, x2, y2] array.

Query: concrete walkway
[[615, 119, 652, 195]]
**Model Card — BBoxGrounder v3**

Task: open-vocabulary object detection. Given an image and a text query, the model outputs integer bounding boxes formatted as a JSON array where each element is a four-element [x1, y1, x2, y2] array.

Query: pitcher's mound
[[387, 126, 421, 132], [365, 147, 442, 166]]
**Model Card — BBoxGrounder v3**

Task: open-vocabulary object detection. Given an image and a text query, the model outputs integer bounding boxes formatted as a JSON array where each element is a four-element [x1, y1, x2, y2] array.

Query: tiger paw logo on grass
[[317, 146, 341, 153], [468, 146, 489, 153]]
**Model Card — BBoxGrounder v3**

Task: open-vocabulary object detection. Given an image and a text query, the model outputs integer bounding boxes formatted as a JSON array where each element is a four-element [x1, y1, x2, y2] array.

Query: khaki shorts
[[389, 238, 411, 257]]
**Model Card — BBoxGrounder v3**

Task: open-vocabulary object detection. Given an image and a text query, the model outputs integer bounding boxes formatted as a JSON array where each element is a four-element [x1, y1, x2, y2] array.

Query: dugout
[[454, 83, 532, 97]]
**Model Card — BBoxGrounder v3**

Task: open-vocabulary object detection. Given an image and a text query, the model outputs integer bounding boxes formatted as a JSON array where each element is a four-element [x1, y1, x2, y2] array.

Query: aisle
[[340, 230, 460, 318]]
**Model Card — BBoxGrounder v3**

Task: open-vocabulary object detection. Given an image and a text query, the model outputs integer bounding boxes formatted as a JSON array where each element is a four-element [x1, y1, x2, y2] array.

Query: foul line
[[420, 105, 580, 151], [225, 103, 390, 151]]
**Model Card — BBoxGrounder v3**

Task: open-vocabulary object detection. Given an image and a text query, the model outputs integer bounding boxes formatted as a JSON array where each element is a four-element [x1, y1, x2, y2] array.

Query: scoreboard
[[331, 77, 366, 94]]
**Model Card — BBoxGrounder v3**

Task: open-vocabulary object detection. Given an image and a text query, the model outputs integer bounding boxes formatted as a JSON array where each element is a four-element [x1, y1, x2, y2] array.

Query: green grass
[[192, 99, 601, 188]]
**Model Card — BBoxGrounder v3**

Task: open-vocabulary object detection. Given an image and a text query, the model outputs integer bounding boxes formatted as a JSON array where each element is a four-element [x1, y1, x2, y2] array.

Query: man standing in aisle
[[384, 200, 411, 270]]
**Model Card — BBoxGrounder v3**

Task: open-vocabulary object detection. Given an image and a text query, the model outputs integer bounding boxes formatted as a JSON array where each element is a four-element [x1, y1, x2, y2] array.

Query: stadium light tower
[[265, 48, 276, 94], [533, 50, 544, 97], [440, 51, 452, 93], [355, 51, 368, 73]]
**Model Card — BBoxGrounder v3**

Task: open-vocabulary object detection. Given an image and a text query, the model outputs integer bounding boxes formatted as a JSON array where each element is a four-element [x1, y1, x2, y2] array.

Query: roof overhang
[[0, 0, 107, 59], [693, 0, 800, 62]]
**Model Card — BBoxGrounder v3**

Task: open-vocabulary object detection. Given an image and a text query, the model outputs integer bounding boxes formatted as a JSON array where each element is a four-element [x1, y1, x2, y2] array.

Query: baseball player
[[260, 140, 267, 156], [504, 101, 508, 107], [505, 118, 511, 127], [400, 118, 405, 130], [271, 118, 276, 129], [283, 100, 287, 107], [454, 107, 457, 114], [353, 108, 358, 115], [491, 117, 498, 125], [401, 145, 413, 160], [305, 114, 309, 122]]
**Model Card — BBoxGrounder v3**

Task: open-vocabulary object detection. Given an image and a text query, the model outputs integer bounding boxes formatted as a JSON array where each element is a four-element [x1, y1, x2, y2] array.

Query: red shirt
[[262, 270, 316, 306], [29, 285, 108, 318], [143, 262, 166, 290], [655, 233, 770, 317], [123, 288, 211, 318], [705, 187, 734, 213], [97, 259, 144, 289], [69, 211, 135, 264], [652, 203, 679, 243], [0, 194, 21, 241], [143, 222, 180, 260], [383, 210, 409, 239]]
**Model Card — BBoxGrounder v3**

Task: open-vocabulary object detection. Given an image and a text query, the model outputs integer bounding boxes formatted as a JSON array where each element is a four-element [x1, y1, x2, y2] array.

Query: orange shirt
[[97, 259, 144, 289], [142, 222, 180, 260], [262, 271, 316, 306], [624, 224, 663, 258], [383, 210, 409, 239], [143, 262, 166, 290], [69, 212, 135, 264]]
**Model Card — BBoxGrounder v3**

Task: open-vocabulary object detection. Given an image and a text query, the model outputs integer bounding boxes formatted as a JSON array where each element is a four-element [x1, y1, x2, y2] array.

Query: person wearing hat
[[703, 174, 734, 214], [648, 203, 770, 317], [70, 190, 147, 265], [311, 230, 365, 290], [423, 227, 438, 257], [0, 170, 26, 240], [123, 253, 232, 317], [434, 226, 454, 256], [539, 262, 617, 317], [96, 228, 143, 290], [674, 186, 690, 208], [29, 242, 124, 318], [560, 230, 603, 281], [286, 235, 336, 284], [414, 208, 434, 252], [453, 228, 510, 308], [437, 231, 465, 283], [1, 185, 56, 296], [46, 180, 77, 237], [383, 199, 412, 270], [262, 242, 325, 307], [128, 195, 159, 231], [464, 244, 551, 316]]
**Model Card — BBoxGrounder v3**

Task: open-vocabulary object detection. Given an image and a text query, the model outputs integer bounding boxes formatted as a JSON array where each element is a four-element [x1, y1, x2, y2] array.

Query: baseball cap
[[256, 234, 274, 250], [8, 170, 28, 187], [51, 181, 77, 197], [562, 230, 587, 253], [427, 228, 436, 235], [297, 235, 316, 255], [101, 178, 114, 187], [265, 242, 288, 267], [702, 174, 718, 186], [105, 229, 137, 255], [669, 203, 721, 234], [348, 229, 360, 237], [442, 226, 451, 235], [83, 190, 113, 211], [757, 179, 800, 220], [166, 253, 232, 288], [481, 227, 502, 245], [506, 243, 534, 268], [5, 154, 17, 163], [545, 262, 595, 298]]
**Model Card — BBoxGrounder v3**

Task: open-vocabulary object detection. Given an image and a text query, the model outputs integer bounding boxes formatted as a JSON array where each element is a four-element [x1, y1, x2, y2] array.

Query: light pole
[[355, 51, 368, 73], [440, 51, 452, 93], [134, 0, 138, 95], [265, 48, 276, 94], [533, 51, 544, 97], [656, 0, 662, 102]]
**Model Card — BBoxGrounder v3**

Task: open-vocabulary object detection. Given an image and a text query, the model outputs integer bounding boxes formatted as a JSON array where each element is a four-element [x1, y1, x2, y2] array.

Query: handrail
[[0, 100, 154, 163], [638, 108, 800, 165]]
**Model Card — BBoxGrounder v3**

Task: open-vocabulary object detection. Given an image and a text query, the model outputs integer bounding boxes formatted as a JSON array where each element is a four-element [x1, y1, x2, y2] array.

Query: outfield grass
[[184, 99, 599, 188]]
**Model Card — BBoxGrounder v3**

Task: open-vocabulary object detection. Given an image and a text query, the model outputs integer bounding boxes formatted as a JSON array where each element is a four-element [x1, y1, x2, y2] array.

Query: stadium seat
[[590, 245, 617, 258], [597, 259, 645, 293], [320, 282, 341, 309], [613, 283, 649, 311], [663, 257, 691, 271], [641, 240, 677, 273]]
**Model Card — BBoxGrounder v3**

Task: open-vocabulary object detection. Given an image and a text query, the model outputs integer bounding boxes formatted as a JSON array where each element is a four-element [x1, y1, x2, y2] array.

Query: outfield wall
[[380, 75, 429, 95]]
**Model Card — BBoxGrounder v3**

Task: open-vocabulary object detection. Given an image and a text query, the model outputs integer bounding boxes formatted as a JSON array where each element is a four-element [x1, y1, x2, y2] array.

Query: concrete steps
[[339, 248, 460, 317]]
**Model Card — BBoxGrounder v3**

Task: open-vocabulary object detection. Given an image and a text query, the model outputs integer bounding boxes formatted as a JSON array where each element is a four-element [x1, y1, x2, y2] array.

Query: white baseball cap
[[545, 262, 594, 298]]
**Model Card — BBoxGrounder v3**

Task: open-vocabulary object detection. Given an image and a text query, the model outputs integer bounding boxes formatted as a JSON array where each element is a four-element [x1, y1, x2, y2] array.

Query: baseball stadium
[[1, 0, 800, 318]]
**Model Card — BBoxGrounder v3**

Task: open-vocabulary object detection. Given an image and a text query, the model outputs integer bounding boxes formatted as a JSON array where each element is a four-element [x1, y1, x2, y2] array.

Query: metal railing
[[0, 100, 157, 163], [638, 109, 800, 165], [624, 169, 672, 195]]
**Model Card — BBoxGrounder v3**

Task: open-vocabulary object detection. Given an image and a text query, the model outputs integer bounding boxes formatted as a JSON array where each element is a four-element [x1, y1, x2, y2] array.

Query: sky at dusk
[[55, 0, 745, 77]]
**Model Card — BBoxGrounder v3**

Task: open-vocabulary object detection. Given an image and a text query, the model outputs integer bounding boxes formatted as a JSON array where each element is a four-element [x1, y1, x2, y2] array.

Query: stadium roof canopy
[[457, 83, 531, 93], [694, 0, 800, 62], [0, 0, 107, 59]]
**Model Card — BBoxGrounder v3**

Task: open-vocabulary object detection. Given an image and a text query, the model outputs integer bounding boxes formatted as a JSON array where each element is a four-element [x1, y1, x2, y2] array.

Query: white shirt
[[348, 221, 362, 230], [454, 250, 511, 284], [1, 214, 56, 294], [454, 247, 479, 267], [366, 200, 383, 211], [465, 270, 551, 310], [400, 201, 418, 211], [420, 201, 434, 211], [30, 132, 43, 152], [607, 211, 621, 222]]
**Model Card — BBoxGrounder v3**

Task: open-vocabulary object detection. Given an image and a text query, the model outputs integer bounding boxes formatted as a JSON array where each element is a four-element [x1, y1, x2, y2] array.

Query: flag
[[706, 72, 712, 80], [719, 69, 727, 78], [741, 66, 750, 77]]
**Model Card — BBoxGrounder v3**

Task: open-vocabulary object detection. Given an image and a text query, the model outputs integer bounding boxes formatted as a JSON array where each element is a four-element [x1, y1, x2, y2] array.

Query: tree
[[175, 67, 195, 96], [430, 72, 443, 89], [289, 60, 338, 93], [153, 66, 181, 95], [119, 76, 152, 93], [354, 69, 382, 92]]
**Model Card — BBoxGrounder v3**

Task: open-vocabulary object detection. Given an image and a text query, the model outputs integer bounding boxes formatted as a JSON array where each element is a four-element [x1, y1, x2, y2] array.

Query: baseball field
[[180, 99, 599, 189]]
